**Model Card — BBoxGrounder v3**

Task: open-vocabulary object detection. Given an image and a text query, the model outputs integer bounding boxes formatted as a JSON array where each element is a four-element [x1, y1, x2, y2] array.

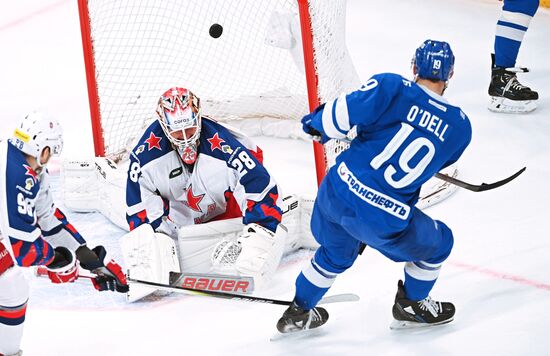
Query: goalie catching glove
[[77, 245, 129, 293], [45, 246, 79, 284], [234, 223, 286, 288]]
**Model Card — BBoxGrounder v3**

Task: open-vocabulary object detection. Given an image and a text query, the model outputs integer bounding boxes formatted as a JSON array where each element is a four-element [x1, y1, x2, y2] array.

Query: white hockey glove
[[234, 223, 286, 288]]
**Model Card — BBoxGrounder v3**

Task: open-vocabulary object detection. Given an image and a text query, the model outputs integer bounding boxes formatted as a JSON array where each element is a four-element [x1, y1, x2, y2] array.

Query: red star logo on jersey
[[207, 133, 224, 151], [23, 164, 38, 183], [145, 132, 162, 151], [185, 185, 205, 212]]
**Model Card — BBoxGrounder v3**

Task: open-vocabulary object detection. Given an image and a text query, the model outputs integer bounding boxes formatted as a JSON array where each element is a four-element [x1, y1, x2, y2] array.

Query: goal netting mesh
[[80, 0, 360, 168]]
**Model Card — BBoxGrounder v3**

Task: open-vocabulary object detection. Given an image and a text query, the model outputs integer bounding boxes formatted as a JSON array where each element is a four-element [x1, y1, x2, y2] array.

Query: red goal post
[[77, 0, 360, 185]]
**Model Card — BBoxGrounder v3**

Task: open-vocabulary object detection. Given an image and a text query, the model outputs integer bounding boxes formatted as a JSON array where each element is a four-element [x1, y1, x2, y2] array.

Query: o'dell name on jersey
[[406, 104, 449, 142]]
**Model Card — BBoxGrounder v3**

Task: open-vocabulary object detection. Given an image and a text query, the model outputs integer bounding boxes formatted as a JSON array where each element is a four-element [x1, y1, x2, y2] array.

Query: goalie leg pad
[[121, 224, 181, 302], [235, 223, 287, 288], [417, 164, 458, 210], [62, 157, 128, 230], [279, 195, 320, 253], [178, 217, 243, 273], [295, 196, 320, 250], [178, 235, 229, 273]]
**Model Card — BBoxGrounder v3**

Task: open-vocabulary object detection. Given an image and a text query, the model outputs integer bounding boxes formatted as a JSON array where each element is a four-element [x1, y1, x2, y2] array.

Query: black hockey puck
[[209, 23, 223, 39]]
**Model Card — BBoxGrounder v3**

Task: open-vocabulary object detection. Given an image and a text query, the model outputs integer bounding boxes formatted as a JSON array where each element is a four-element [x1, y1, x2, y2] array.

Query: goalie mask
[[11, 112, 64, 168], [156, 87, 202, 164]]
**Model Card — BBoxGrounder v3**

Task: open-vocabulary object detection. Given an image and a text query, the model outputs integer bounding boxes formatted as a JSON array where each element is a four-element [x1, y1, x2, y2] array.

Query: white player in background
[[0, 113, 128, 356], [123, 87, 303, 291]]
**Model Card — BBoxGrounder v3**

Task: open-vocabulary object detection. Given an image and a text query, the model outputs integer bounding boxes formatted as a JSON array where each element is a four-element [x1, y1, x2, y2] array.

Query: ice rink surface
[[0, 0, 549, 355]]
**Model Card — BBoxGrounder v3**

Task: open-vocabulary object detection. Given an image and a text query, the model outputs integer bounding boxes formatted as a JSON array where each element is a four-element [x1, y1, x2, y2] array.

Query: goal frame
[[78, 0, 329, 185]]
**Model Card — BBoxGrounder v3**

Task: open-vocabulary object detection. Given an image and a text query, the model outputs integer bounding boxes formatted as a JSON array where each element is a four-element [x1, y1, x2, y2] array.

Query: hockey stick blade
[[435, 167, 526, 192], [127, 277, 359, 306]]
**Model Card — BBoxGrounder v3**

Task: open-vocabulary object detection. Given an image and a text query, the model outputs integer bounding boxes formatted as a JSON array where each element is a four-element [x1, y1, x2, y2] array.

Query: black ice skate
[[488, 56, 538, 114], [276, 301, 329, 334], [390, 280, 455, 330]]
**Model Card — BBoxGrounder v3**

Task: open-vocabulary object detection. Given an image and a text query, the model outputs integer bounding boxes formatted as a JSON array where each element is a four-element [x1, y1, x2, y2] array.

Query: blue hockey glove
[[301, 104, 329, 143], [301, 115, 322, 141]]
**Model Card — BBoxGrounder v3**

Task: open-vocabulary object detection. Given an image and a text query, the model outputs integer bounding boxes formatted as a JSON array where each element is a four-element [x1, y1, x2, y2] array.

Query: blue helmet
[[413, 40, 455, 81]]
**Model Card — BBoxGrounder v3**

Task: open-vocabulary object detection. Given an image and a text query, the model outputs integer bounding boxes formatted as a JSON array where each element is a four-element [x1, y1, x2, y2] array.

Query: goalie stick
[[434, 167, 526, 192], [128, 272, 359, 306]]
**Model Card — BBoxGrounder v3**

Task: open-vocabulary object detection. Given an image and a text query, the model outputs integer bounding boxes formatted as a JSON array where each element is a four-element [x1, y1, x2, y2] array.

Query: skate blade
[[488, 97, 537, 114], [270, 327, 323, 342], [390, 317, 453, 330]]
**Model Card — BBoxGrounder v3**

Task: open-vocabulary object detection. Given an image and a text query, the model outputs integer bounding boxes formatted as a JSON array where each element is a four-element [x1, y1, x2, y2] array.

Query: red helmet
[[156, 87, 201, 164]]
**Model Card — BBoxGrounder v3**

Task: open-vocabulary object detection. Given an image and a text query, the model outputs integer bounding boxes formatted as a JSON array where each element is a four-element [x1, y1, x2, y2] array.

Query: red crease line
[[449, 261, 550, 291], [0, 0, 69, 32]]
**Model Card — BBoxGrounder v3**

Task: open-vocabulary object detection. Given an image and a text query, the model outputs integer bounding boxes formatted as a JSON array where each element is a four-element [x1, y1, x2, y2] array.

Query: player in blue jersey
[[276, 40, 472, 333], [0, 113, 128, 355], [488, 0, 539, 113]]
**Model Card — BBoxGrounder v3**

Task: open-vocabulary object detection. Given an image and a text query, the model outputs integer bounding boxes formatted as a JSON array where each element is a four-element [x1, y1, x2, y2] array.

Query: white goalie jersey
[[126, 117, 283, 234]]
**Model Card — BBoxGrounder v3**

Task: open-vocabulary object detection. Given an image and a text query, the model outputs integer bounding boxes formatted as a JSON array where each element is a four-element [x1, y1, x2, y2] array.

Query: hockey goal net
[[78, 0, 360, 183]]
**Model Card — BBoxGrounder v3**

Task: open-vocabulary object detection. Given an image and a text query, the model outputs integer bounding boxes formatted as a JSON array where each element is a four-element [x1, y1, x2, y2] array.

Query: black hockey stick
[[127, 276, 360, 306], [334, 136, 525, 192], [434, 167, 526, 192]]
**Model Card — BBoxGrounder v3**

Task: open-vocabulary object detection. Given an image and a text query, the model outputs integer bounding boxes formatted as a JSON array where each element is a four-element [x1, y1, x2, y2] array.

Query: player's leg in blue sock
[[494, 0, 539, 67], [374, 208, 454, 301], [293, 198, 362, 310], [401, 212, 453, 301]]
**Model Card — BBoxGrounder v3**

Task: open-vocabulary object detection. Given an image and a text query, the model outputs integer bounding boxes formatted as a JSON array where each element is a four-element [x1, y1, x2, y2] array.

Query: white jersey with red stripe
[[0, 140, 86, 267], [126, 118, 283, 233]]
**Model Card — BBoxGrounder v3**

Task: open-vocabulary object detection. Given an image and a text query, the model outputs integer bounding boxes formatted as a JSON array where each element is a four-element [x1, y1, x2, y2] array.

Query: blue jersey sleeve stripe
[[321, 98, 347, 139], [334, 93, 351, 133]]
